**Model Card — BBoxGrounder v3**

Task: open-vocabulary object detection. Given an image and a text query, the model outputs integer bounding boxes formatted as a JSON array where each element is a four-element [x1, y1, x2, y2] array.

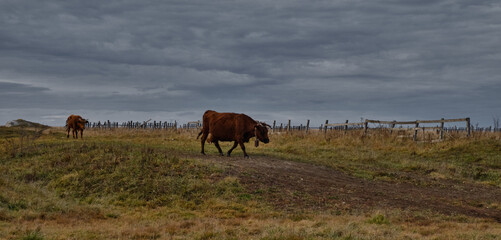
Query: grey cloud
[[0, 82, 50, 94], [1, 0, 500, 126]]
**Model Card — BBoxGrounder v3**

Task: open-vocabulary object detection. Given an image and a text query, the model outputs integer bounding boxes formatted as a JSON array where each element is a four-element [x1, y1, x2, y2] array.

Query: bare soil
[[199, 154, 501, 222]]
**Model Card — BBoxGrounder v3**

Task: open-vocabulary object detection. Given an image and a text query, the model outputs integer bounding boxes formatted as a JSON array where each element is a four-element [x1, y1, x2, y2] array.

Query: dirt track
[[199, 155, 501, 222]]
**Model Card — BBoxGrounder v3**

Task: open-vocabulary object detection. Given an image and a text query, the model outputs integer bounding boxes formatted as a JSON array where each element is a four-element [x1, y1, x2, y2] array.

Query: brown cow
[[197, 110, 270, 158], [66, 115, 88, 139]]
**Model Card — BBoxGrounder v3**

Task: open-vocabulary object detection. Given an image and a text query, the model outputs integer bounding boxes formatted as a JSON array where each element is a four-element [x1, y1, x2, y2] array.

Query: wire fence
[[85, 117, 501, 136]]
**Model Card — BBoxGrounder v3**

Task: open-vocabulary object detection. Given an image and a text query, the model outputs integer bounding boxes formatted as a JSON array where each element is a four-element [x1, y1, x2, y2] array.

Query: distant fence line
[[85, 117, 500, 138], [324, 118, 473, 141], [85, 120, 201, 130]]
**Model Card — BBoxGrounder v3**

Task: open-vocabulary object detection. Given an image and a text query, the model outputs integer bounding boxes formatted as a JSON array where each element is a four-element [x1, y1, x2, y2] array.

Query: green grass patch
[[1, 140, 248, 210], [367, 214, 390, 225]]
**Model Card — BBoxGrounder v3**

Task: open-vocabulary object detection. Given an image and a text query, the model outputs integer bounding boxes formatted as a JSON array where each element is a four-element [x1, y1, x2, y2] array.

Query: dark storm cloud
[[1, 0, 500, 126]]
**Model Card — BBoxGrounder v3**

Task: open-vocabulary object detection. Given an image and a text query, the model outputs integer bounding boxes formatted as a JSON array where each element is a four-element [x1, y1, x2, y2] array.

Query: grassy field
[[1, 126, 501, 239]]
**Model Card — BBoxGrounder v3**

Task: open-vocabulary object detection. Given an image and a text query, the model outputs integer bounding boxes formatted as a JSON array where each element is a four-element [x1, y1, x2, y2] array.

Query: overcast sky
[[1, 0, 500, 127]]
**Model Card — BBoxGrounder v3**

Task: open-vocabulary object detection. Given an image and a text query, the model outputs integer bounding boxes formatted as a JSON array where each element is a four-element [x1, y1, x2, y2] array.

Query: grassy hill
[[0, 128, 500, 239], [4, 119, 49, 128]]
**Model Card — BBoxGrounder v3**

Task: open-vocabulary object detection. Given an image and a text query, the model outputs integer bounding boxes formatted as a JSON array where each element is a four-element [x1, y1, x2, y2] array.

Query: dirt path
[[198, 155, 501, 222]]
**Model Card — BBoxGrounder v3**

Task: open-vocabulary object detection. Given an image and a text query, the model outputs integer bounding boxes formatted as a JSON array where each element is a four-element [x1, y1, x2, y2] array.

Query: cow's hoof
[[244, 155, 249, 159], [201, 152, 206, 155], [227, 153, 231, 157], [219, 153, 224, 156]]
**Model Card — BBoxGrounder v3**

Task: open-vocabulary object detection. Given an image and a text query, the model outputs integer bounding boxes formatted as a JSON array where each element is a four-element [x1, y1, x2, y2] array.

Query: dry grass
[[263, 129, 501, 186], [0, 127, 500, 239]]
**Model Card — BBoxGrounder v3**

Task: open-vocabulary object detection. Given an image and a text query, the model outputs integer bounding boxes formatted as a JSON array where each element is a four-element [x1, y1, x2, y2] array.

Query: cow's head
[[254, 122, 270, 147], [78, 118, 89, 129]]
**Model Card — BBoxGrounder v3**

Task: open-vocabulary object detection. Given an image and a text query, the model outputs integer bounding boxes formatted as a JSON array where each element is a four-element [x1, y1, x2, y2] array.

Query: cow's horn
[[259, 121, 271, 129]]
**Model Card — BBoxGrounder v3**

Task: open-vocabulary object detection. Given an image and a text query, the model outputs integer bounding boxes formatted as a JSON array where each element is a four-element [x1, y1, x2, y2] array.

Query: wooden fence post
[[422, 126, 425, 141], [363, 120, 368, 135], [306, 119, 310, 134], [272, 120, 276, 133], [344, 120, 348, 135], [466, 117, 471, 137], [324, 120, 328, 136], [414, 121, 419, 141], [287, 120, 291, 133], [440, 118, 444, 140]]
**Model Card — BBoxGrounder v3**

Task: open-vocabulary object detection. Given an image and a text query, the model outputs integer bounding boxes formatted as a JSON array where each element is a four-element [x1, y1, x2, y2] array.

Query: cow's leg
[[227, 141, 238, 157], [67, 128, 70, 138], [200, 133, 208, 155], [74, 129, 78, 139], [80, 130, 83, 139], [213, 140, 224, 156], [238, 141, 249, 158]]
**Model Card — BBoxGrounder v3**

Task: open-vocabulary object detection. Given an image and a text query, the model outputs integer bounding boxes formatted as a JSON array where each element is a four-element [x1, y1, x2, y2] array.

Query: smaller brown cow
[[66, 115, 88, 139], [197, 110, 270, 158]]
